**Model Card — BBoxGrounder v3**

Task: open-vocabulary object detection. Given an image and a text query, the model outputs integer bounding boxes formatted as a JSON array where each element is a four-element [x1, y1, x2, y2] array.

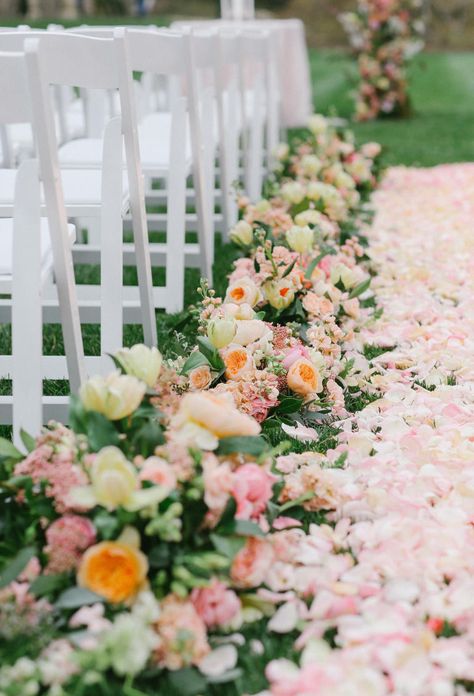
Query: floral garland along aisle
[[340, 0, 425, 120], [7, 121, 474, 696]]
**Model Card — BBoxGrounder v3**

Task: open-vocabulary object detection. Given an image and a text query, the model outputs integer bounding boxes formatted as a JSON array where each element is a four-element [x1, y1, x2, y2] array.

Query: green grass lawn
[[311, 50, 474, 166], [1, 48, 474, 436]]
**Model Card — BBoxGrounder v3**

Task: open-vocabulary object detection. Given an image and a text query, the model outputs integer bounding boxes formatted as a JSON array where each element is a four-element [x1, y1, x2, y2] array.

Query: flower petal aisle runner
[[2, 119, 474, 696]]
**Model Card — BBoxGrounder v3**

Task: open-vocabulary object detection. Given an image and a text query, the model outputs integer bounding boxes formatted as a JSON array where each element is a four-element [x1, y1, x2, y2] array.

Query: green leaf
[[196, 336, 218, 362], [55, 587, 104, 609], [338, 358, 355, 380], [68, 394, 88, 435], [304, 248, 336, 279], [279, 491, 314, 512], [281, 256, 297, 278], [0, 437, 23, 463], [0, 546, 37, 589], [234, 519, 265, 537], [196, 336, 225, 371], [181, 350, 210, 375], [93, 509, 120, 540], [30, 573, 68, 597], [168, 668, 207, 695], [273, 395, 304, 416], [108, 353, 126, 374], [19, 429, 36, 453], [349, 277, 371, 299], [131, 420, 165, 457], [85, 411, 120, 451], [211, 534, 246, 560], [216, 496, 237, 530], [217, 435, 269, 457]]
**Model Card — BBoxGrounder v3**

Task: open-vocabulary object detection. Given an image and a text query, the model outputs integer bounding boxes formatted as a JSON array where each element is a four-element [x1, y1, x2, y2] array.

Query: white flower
[[115, 345, 162, 388], [198, 644, 238, 677], [80, 371, 146, 420], [308, 114, 329, 135], [286, 225, 314, 254], [280, 181, 305, 205], [281, 422, 319, 443], [207, 317, 237, 349], [268, 602, 300, 633], [105, 613, 159, 677], [229, 220, 253, 246]]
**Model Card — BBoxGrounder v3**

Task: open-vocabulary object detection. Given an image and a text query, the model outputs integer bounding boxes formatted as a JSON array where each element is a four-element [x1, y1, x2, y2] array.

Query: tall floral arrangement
[[340, 0, 426, 120]]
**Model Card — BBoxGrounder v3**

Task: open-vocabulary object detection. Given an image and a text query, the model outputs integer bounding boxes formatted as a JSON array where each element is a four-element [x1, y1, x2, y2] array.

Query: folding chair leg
[[219, 86, 239, 239], [100, 117, 123, 370], [165, 97, 187, 314], [12, 160, 43, 444], [247, 87, 264, 202]]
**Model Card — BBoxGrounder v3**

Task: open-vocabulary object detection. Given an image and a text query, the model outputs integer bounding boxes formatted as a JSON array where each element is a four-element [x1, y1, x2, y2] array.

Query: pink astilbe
[[44, 515, 96, 574], [14, 425, 86, 513]]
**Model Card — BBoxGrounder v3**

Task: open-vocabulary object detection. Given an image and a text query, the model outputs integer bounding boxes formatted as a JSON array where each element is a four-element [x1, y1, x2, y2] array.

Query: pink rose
[[232, 463, 276, 520], [282, 344, 310, 370], [231, 537, 274, 588], [139, 457, 177, 491], [191, 579, 240, 628], [202, 455, 234, 517]]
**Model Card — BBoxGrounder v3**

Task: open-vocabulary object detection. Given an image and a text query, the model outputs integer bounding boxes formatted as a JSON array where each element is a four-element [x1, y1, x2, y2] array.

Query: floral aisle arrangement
[[340, 0, 426, 120], [0, 114, 385, 696]]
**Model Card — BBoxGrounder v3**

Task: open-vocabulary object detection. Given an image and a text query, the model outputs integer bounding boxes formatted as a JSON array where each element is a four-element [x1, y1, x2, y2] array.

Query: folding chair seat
[[0, 167, 129, 218], [0, 216, 76, 280]]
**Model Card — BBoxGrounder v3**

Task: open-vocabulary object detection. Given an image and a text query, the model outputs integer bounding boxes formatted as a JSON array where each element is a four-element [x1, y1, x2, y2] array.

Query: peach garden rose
[[223, 345, 254, 380], [188, 364, 213, 391], [287, 358, 322, 396], [77, 528, 148, 604]]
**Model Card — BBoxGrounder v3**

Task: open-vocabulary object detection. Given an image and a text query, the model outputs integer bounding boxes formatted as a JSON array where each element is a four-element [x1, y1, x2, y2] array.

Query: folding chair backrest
[[0, 51, 31, 124], [0, 48, 85, 394], [23, 31, 156, 347], [0, 30, 85, 146]]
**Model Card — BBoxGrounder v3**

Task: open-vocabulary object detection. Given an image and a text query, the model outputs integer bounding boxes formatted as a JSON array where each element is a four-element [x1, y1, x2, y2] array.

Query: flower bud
[[80, 371, 146, 420], [330, 263, 358, 290], [115, 344, 162, 388], [308, 113, 328, 135], [207, 317, 237, 349], [229, 220, 253, 247], [280, 181, 305, 205], [274, 142, 289, 160], [300, 154, 322, 177], [286, 225, 314, 254]]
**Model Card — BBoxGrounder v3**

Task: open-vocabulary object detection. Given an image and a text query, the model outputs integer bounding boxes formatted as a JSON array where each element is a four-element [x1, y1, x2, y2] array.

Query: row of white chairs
[[0, 24, 282, 443]]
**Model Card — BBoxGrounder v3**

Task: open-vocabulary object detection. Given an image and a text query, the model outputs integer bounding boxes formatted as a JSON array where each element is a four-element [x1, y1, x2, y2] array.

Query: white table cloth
[[171, 18, 313, 128]]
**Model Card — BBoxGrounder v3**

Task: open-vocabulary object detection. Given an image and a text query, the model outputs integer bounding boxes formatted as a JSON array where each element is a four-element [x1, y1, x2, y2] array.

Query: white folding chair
[[172, 21, 281, 201], [238, 29, 272, 202], [214, 29, 243, 234], [61, 26, 214, 306], [0, 31, 157, 345], [0, 50, 84, 443]]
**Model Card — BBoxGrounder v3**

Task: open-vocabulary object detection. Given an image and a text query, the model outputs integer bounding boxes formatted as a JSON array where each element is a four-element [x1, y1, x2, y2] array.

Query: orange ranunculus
[[77, 533, 148, 604], [223, 345, 254, 380], [287, 358, 322, 396]]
